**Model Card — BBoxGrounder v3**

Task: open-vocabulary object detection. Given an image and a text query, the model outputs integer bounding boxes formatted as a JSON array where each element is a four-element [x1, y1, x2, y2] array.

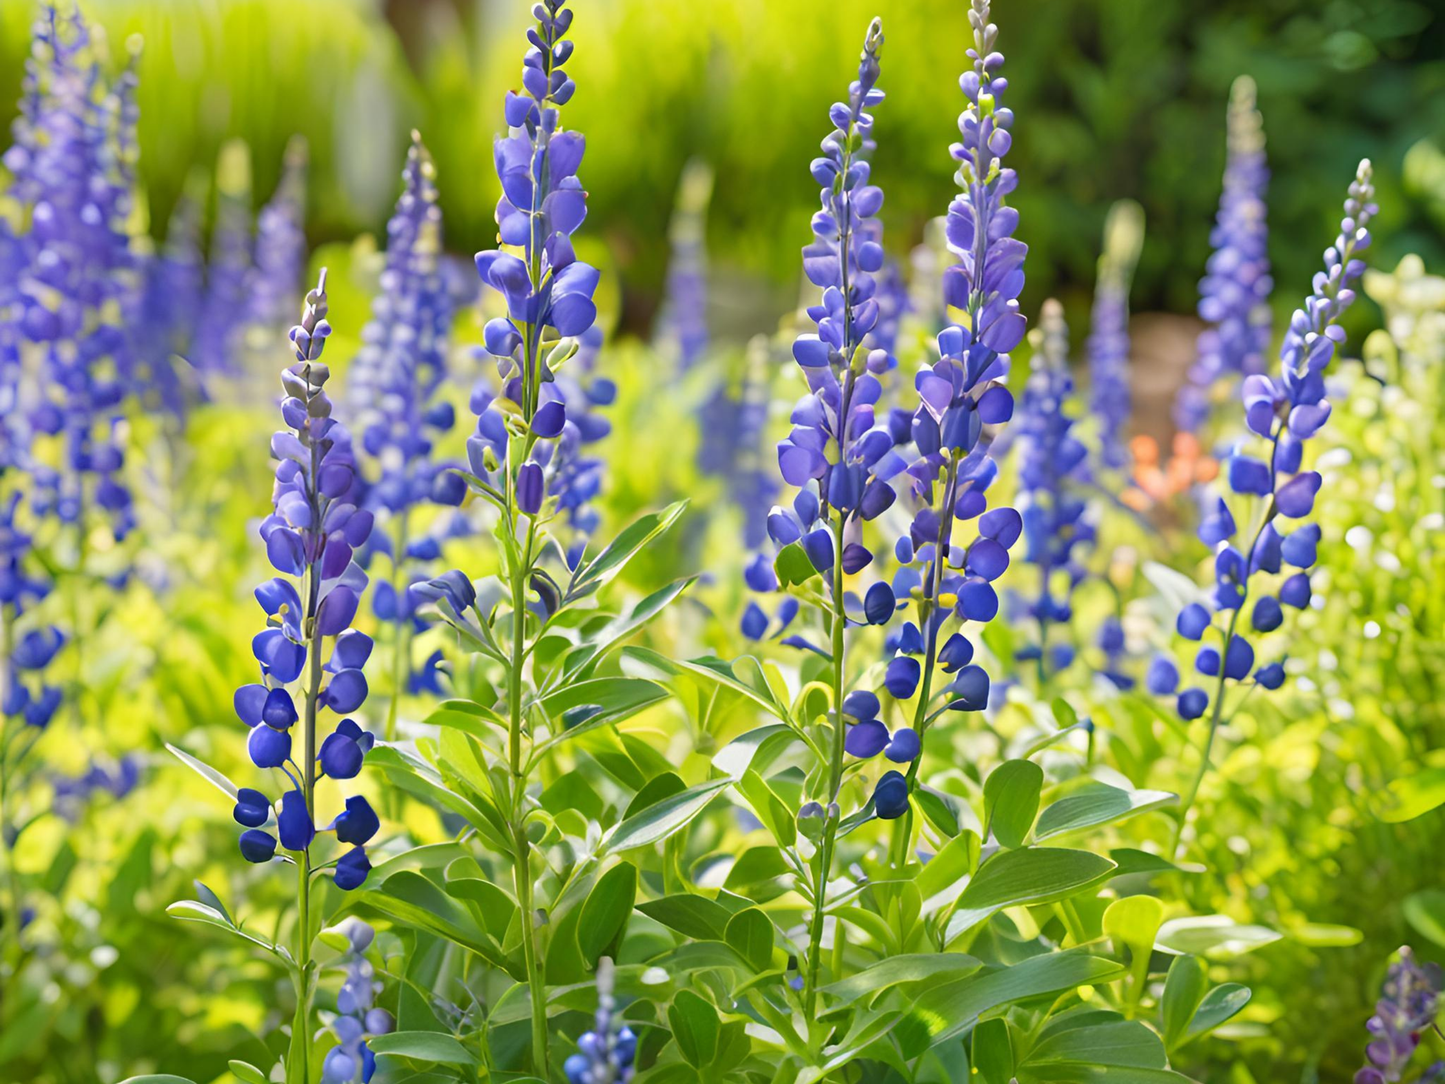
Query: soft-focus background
[[3, 0, 1442, 334], [2, 1, 1445, 1083]]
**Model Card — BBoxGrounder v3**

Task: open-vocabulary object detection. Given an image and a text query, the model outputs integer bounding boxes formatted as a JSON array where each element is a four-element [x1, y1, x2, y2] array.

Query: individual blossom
[[194, 139, 253, 375], [563, 957, 636, 1084], [1164, 161, 1376, 845], [348, 133, 460, 728], [1009, 299, 1090, 678], [232, 268, 378, 896], [321, 920, 395, 1084], [1355, 947, 1443, 1084], [1086, 200, 1144, 472], [1174, 76, 1271, 434]]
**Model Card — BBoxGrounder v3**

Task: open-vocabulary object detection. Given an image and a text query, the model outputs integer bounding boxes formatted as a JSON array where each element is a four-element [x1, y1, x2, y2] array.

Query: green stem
[[803, 514, 848, 1023], [508, 519, 548, 1076], [384, 508, 412, 745]]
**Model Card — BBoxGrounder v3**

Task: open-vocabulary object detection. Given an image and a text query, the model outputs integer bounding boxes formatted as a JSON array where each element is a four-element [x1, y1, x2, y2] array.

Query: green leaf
[[360, 872, 510, 971], [1184, 984, 1251, 1044], [1034, 785, 1176, 841], [916, 831, 981, 916], [576, 862, 637, 966], [1023, 1019, 1167, 1069], [117, 1077, 199, 1084], [737, 769, 796, 848], [623, 771, 686, 819], [536, 677, 671, 752], [724, 907, 774, 972], [1161, 955, 1207, 1051], [915, 785, 963, 838], [192, 881, 232, 926], [972, 1018, 1014, 1084], [1156, 915, 1280, 959], [907, 949, 1127, 1050], [369, 1030, 478, 1066], [712, 723, 798, 777], [821, 953, 982, 1007], [565, 576, 697, 679], [165, 743, 238, 800], [625, 649, 795, 727], [166, 900, 285, 957], [984, 760, 1043, 848], [567, 500, 687, 601], [227, 1061, 269, 1084], [605, 778, 731, 853], [668, 989, 720, 1068], [1378, 767, 1445, 822], [1405, 889, 1445, 947], [637, 894, 735, 941], [774, 541, 818, 587], [946, 848, 1116, 939]]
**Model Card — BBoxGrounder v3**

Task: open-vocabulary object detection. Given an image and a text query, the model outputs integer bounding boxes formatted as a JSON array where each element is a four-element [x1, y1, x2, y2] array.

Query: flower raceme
[[1156, 161, 1377, 846], [232, 269, 379, 891], [321, 920, 395, 1084], [1175, 76, 1272, 434], [471, 0, 607, 562], [1010, 299, 1091, 677]]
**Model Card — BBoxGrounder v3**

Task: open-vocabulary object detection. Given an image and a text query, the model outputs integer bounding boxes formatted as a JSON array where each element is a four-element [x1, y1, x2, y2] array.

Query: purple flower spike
[[1175, 77, 1272, 433], [230, 271, 377, 891]]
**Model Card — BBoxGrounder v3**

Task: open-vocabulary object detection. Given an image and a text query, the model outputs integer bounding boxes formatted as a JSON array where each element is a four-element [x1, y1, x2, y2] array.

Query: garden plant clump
[[0, 0, 1442, 1082]]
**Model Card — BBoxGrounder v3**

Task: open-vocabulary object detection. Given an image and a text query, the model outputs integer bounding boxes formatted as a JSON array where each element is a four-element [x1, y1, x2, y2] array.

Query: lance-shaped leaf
[[563, 576, 696, 681], [566, 500, 687, 602], [946, 848, 1117, 939], [535, 676, 670, 752], [983, 759, 1043, 847], [604, 778, 732, 853], [1034, 785, 1176, 841]]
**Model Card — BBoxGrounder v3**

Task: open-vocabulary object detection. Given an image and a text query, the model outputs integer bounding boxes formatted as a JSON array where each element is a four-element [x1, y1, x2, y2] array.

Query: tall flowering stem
[[249, 136, 310, 340], [195, 139, 253, 375], [1159, 162, 1377, 852], [873, 0, 1024, 860], [1012, 300, 1088, 682], [659, 158, 713, 372], [227, 269, 378, 1084], [1355, 947, 1443, 1084], [463, 1, 600, 1071], [1174, 76, 1271, 434], [350, 133, 458, 741], [1087, 200, 1144, 472], [761, 17, 891, 1021]]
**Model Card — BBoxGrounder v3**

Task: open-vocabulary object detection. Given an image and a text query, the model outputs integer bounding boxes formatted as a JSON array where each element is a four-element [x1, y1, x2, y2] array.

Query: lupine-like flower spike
[[470, 0, 606, 563], [1010, 299, 1090, 678], [321, 920, 395, 1083], [659, 158, 712, 371], [5, 2, 137, 541], [232, 269, 379, 892], [195, 139, 254, 375], [1087, 200, 1144, 472], [249, 136, 310, 336], [563, 957, 637, 1084], [350, 133, 460, 686], [137, 183, 205, 420], [1355, 947, 1443, 1084], [1160, 162, 1377, 843], [1174, 76, 1271, 434], [854, 0, 1024, 821]]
